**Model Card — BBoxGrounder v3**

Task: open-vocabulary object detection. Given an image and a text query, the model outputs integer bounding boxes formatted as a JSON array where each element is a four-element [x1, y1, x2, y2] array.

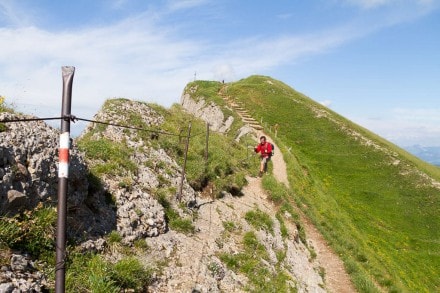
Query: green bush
[[158, 193, 195, 234], [219, 231, 296, 292], [66, 253, 118, 292], [66, 253, 153, 292], [78, 137, 137, 176], [111, 257, 152, 291], [0, 205, 56, 257], [245, 209, 274, 235], [107, 231, 122, 244]]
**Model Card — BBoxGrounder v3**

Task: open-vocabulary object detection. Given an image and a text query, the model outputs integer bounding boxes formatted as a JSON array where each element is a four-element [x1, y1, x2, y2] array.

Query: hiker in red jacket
[[254, 135, 272, 177]]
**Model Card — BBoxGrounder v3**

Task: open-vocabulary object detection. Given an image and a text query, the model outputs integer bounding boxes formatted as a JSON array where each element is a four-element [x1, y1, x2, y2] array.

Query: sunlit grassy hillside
[[191, 76, 440, 292]]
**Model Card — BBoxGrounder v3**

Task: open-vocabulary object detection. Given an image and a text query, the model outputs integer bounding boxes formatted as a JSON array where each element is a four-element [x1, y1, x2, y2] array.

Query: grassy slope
[[197, 76, 440, 292]]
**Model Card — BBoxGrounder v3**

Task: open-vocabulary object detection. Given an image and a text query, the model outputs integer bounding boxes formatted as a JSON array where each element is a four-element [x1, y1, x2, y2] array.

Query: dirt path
[[265, 134, 289, 187], [299, 211, 356, 293], [146, 129, 354, 291], [264, 132, 356, 293]]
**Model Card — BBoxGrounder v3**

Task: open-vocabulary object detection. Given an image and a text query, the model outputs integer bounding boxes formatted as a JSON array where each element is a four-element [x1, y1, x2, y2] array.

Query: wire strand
[[0, 117, 63, 123], [74, 117, 184, 138]]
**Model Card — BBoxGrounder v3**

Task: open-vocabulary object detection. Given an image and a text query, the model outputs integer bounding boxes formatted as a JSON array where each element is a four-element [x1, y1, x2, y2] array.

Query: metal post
[[204, 122, 209, 168], [178, 128, 183, 143], [178, 122, 192, 201], [55, 66, 75, 293]]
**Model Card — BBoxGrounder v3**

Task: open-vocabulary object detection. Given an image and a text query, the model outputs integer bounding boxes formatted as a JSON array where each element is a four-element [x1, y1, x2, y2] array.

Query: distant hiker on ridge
[[254, 135, 273, 177]]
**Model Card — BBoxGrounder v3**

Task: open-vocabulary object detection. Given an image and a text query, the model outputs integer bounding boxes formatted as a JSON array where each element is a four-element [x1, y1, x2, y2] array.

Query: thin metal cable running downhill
[[0, 117, 63, 123], [189, 131, 206, 138], [0, 114, 210, 141], [74, 117, 185, 138]]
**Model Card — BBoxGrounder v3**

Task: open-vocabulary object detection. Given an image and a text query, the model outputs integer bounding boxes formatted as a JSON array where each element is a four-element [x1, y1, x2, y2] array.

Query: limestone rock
[[181, 91, 234, 133], [6, 190, 28, 212], [0, 112, 89, 215]]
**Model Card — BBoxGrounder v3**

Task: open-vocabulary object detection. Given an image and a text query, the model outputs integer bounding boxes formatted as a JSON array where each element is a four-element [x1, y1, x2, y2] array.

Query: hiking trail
[[145, 85, 356, 292], [262, 136, 355, 293], [220, 84, 356, 292]]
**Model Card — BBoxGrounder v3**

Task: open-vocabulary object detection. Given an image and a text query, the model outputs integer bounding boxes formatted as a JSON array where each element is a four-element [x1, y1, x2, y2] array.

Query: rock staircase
[[219, 85, 263, 131]]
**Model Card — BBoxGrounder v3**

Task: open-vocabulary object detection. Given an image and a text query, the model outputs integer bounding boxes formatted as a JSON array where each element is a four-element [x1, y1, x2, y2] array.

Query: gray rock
[[80, 238, 107, 253], [0, 283, 14, 293], [0, 112, 89, 216], [7, 190, 28, 211], [181, 92, 233, 133], [10, 254, 30, 272], [235, 125, 255, 142]]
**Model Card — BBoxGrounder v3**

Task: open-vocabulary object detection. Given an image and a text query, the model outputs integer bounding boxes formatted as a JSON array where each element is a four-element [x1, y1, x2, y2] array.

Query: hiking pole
[[55, 66, 75, 293]]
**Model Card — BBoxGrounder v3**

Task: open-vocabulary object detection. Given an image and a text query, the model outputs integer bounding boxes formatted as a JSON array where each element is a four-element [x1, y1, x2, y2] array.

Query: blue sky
[[0, 0, 439, 146]]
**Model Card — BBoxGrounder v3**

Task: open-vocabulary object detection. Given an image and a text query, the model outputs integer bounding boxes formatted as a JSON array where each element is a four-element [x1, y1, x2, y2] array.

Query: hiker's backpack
[[270, 143, 275, 157]]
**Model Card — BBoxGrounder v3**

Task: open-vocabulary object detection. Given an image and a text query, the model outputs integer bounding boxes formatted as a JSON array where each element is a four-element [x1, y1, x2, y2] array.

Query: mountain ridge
[[218, 75, 440, 292], [1, 75, 439, 292]]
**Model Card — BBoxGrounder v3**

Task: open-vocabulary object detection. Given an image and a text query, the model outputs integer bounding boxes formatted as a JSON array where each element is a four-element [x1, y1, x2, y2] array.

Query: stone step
[[243, 118, 256, 123], [237, 111, 251, 117], [251, 124, 263, 130]]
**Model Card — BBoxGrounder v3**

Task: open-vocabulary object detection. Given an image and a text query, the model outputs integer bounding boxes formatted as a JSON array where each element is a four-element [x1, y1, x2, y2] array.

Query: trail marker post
[[55, 66, 75, 293]]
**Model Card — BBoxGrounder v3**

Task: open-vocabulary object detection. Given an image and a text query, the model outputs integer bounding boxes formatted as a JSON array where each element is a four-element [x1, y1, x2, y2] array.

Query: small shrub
[[0, 204, 56, 257], [222, 221, 237, 232], [158, 194, 195, 234], [219, 231, 294, 292], [275, 249, 287, 263], [169, 217, 195, 234], [111, 257, 152, 291], [245, 209, 274, 235], [276, 212, 289, 239], [107, 231, 122, 244], [133, 239, 149, 251]]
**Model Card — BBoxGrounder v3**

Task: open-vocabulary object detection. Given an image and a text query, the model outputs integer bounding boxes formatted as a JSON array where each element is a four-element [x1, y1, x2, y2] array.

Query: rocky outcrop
[[0, 113, 116, 292], [181, 85, 234, 133], [0, 253, 49, 293], [0, 112, 115, 239], [143, 178, 326, 292], [0, 112, 88, 215], [0, 98, 331, 292], [80, 99, 197, 244]]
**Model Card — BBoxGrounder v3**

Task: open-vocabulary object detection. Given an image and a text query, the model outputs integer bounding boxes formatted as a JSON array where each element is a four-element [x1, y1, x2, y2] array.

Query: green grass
[[77, 137, 137, 177], [244, 209, 274, 235], [157, 192, 195, 234], [219, 231, 296, 292], [149, 102, 256, 196], [222, 220, 238, 232], [5, 77, 438, 291], [66, 253, 152, 292], [0, 96, 16, 131], [83, 97, 258, 199], [0, 204, 56, 258], [198, 75, 440, 292]]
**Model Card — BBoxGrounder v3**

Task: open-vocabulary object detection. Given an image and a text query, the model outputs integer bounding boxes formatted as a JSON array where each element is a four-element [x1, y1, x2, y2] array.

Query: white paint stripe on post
[[58, 132, 70, 178]]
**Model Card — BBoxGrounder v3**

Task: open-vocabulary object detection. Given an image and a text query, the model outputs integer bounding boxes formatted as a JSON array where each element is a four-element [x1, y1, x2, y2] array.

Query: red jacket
[[255, 142, 272, 158]]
